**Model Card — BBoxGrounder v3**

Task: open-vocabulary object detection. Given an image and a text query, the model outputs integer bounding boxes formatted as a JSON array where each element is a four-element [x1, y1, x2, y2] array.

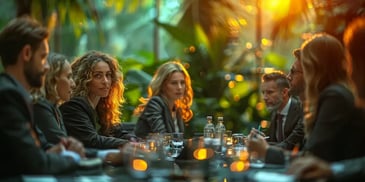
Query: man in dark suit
[[0, 16, 82, 178], [261, 72, 304, 150]]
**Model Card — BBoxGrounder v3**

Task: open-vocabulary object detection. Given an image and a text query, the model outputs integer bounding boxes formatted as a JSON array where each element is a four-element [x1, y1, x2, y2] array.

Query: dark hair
[[262, 71, 290, 90], [0, 16, 49, 67]]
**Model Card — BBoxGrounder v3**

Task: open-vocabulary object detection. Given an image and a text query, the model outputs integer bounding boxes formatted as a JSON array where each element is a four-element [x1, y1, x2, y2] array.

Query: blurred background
[[1, 0, 364, 137]]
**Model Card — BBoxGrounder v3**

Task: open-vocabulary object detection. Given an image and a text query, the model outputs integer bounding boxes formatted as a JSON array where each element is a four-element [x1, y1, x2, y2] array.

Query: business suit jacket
[[34, 98, 68, 144], [267, 97, 304, 150], [60, 96, 128, 149], [265, 84, 365, 164], [34, 98, 99, 158], [0, 73, 77, 178], [134, 96, 185, 139]]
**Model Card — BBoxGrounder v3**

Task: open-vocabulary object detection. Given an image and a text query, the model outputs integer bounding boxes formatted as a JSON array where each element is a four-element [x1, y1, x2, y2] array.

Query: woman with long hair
[[247, 33, 365, 164], [60, 50, 132, 149], [134, 61, 193, 139], [32, 53, 75, 144]]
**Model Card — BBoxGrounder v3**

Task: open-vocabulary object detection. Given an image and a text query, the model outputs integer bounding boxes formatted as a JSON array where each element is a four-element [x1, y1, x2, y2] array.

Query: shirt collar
[[278, 97, 292, 116]]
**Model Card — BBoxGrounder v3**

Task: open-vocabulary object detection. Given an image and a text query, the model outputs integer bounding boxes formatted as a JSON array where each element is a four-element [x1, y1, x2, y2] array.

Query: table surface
[[18, 160, 293, 182], [18, 137, 295, 182]]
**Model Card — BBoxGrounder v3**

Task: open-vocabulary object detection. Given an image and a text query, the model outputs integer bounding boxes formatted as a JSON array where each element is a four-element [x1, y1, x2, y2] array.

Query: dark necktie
[[276, 114, 284, 142]]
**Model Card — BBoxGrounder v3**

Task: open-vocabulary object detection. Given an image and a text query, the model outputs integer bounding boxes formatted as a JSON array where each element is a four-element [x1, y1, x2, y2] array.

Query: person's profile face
[[261, 80, 284, 112], [287, 60, 304, 97], [56, 61, 75, 102], [24, 39, 49, 88]]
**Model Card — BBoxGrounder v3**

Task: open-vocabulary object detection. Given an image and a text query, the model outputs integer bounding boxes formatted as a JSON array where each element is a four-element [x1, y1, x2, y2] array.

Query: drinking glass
[[232, 133, 245, 147], [224, 130, 233, 146], [162, 132, 184, 161]]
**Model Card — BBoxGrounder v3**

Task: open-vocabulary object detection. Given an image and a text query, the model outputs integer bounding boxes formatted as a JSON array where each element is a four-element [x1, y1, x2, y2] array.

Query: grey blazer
[[134, 96, 185, 139]]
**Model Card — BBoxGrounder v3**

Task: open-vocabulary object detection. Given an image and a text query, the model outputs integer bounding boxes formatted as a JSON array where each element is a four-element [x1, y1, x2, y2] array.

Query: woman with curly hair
[[134, 61, 193, 139], [60, 50, 132, 149]]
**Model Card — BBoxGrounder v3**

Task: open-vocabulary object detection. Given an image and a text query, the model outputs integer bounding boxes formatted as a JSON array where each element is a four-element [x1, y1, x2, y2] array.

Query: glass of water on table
[[163, 132, 184, 161]]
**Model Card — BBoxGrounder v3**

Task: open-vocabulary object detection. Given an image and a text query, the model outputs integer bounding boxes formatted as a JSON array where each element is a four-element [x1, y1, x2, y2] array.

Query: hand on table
[[287, 156, 333, 180], [60, 136, 86, 158], [245, 128, 269, 159], [104, 147, 125, 166]]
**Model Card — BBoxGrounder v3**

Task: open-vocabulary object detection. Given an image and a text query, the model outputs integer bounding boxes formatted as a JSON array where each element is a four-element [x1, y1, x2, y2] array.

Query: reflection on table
[[21, 136, 295, 182]]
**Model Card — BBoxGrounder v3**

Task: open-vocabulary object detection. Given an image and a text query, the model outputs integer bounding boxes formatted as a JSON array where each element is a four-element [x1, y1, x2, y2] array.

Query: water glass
[[162, 132, 184, 161], [224, 130, 233, 146], [232, 133, 245, 147]]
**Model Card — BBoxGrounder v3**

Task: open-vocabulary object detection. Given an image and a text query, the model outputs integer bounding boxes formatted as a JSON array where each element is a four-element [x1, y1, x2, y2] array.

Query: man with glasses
[[287, 49, 305, 103]]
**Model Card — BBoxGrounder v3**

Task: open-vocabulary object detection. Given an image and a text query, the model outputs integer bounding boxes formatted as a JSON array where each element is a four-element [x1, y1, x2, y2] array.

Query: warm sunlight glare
[[132, 159, 148, 171], [246, 42, 253, 49], [194, 148, 214, 160], [256, 102, 265, 111], [262, 0, 290, 20], [235, 74, 244, 82], [228, 81, 236, 88], [230, 161, 246, 172], [260, 120, 268, 129]]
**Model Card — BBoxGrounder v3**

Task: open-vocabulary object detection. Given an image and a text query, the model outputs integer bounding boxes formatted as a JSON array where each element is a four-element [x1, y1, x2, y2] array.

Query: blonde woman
[[33, 53, 75, 144], [134, 61, 193, 139]]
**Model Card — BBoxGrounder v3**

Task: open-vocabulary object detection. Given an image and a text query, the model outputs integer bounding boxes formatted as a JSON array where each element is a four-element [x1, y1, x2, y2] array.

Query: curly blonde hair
[[135, 61, 193, 122], [71, 50, 125, 132], [301, 33, 353, 135]]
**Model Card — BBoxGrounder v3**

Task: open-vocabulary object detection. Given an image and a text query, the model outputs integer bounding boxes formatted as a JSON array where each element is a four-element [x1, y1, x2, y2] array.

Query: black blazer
[[34, 98, 98, 158], [267, 97, 304, 150], [134, 96, 185, 139], [34, 98, 68, 144], [60, 96, 128, 149], [0, 73, 77, 178], [265, 84, 365, 164]]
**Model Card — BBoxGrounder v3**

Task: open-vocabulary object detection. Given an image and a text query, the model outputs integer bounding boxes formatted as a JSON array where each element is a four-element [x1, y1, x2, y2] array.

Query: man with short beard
[[0, 16, 81, 178], [260, 71, 304, 150]]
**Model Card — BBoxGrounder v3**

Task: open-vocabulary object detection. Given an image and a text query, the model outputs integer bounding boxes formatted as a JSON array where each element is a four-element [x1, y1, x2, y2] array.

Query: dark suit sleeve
[[265, 146, 285, 165], [277, 116, 304, 150], [330, 157, 365, 181], [34, 101, 67, 144], [134, 97, 168, 138], [304, 89, 353, 162], [60, 100, 127, 149], [0, 89, 77, 176]]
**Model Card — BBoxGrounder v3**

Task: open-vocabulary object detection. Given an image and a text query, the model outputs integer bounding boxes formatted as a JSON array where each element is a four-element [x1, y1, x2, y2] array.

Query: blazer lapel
[[283, 98, 301, 136], [269, 112, 278, 141]]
